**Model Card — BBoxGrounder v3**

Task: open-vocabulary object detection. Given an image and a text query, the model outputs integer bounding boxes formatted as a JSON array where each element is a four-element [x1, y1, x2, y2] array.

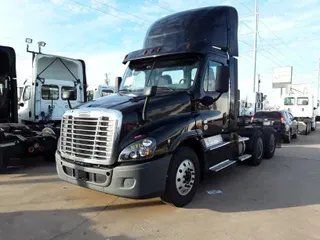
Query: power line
[[91, 0, 151, 23], [145, 0, 175, 13], [69, 0, 145, 26], [236, 0, 308, 65]]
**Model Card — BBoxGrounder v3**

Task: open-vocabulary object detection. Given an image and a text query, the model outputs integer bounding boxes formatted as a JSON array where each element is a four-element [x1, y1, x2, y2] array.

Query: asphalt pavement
[[0, 129, 320, 240]]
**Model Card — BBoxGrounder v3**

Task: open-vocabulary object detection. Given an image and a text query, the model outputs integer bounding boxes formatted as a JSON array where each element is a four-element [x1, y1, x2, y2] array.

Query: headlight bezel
[[118, 137, 157, 162]]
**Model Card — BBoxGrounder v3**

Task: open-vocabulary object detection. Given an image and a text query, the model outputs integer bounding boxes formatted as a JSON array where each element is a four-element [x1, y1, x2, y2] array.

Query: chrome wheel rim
[[176, 159, 195, 196]]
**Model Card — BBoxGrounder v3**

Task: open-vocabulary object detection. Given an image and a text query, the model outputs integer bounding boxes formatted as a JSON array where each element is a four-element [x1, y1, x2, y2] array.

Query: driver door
[[18, 85, 32, 121]]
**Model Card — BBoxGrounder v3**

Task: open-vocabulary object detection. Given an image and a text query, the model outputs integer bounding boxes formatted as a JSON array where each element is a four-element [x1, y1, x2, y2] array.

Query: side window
[[203, 61, 222, 92], [61, 86, 77, 100], [23, 85, 31, 101], [41, 85, 59, 100], [162, 70, 183, 84]]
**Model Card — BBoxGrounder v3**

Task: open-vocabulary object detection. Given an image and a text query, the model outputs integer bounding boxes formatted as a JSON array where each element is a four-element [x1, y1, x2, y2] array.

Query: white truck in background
[[281, 84, 317, 134], [86, 84, 115, 101], [18, 53, 87, 124]]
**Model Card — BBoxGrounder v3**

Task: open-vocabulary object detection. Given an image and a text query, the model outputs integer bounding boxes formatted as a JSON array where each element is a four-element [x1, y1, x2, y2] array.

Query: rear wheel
[[161, 146, 200, 207], [264, 132, 276, 159], [247, 131, 264, 166]]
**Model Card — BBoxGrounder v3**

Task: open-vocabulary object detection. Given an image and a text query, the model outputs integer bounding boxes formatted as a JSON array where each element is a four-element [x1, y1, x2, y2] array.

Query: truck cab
[[0, 45, 59, 172], [18, 53, 87, 124], [56, 6, 279, 207], [282, 93, 317, 133], [86, 84, 115, 101]]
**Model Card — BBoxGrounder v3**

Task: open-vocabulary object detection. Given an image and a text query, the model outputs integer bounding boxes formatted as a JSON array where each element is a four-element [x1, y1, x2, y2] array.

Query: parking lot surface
[[1, 130, 320, 240]]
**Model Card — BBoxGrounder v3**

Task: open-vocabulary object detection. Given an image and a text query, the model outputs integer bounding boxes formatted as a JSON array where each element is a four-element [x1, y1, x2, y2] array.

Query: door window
[[203, 61, 222, 92], [41, 85, 59, 100], [62, 86, 77, 100], [297, 97, 308, 105], [23, 85, 31, 101]]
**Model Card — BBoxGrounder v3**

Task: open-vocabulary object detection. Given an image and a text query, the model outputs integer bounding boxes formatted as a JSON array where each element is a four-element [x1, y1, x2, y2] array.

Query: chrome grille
[[59, 109, 121, 165]]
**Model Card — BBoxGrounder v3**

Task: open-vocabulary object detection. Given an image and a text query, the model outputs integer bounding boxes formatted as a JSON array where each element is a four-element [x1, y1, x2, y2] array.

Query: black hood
[[78, 91, 193, 143]]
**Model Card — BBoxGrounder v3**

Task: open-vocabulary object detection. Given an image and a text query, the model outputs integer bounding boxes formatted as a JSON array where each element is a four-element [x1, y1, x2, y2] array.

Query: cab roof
[[123, 6, 238, 64]]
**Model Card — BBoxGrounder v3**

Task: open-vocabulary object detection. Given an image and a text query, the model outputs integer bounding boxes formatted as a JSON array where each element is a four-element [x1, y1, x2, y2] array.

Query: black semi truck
[[0, 46, 59, 172], [56, 6, 280, 207]]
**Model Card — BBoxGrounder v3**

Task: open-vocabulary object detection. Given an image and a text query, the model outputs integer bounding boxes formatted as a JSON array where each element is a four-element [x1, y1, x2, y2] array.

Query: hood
[[0, 45, 16, 78], [78, 91, 193, 142]]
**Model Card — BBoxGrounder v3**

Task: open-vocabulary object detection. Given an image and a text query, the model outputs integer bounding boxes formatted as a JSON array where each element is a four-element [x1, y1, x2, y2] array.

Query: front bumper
[[55, 152, 171, 199]]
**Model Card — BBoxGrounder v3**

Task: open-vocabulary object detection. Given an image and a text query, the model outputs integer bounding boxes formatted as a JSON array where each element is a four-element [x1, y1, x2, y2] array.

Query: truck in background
[[56, 6, 281, 207], [86, 84, 115, 101], [0, 45, 58, 172], [18, 45, 87, 125], [281, 84, 317, 134]]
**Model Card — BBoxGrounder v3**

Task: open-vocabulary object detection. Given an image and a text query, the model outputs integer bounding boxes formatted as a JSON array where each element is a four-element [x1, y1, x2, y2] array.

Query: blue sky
[[1, 0, 319, 104]]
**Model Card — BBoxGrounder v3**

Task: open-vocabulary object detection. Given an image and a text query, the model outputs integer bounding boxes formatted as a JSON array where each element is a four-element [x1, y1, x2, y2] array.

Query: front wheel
[[0, 154, 7, 174], [161, 146, 200, 207]]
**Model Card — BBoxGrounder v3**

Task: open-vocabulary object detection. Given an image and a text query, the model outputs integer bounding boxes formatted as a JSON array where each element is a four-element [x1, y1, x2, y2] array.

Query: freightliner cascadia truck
[[56, 6, 280, 207]]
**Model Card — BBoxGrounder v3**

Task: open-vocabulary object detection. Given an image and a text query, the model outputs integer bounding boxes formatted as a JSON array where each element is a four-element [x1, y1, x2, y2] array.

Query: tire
[[305, 123, 310, 135], [263, 132, 276, 159], [43, 152, 55, 162], [0, 154, 7, 174], [292, 128, 298, 139], [247, 130, 264, 166], [284, 129, 292, 143], [161, 146, 200, 207]]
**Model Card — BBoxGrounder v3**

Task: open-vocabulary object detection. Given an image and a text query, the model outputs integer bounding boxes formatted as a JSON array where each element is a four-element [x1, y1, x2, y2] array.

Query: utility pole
[[252, 0, 259, 93], [257, 74, 261, 93], [317, 58, 320, 104]]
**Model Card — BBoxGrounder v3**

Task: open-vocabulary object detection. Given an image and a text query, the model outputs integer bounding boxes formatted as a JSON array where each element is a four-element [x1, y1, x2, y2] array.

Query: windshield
[[297, 97, 309, 105], [284, 97, 295, 105], [120, 57, 200, 92]]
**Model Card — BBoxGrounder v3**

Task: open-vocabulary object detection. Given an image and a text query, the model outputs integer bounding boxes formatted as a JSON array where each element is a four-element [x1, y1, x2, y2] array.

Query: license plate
[[263, 121, 271, 125], [78, 170, 88, 180]]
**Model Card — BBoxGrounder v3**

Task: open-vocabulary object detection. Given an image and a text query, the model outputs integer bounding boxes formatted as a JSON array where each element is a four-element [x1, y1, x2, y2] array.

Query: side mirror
[[115, 77, 122, 92], [318, 103, 319, 107], [200, 96, 214, 106], [314, 107, 317, 110], [215, 66, 229, 93], [19, 102, 24, 107], [62, 88, 76, 100], [144, 85, 157, 97]]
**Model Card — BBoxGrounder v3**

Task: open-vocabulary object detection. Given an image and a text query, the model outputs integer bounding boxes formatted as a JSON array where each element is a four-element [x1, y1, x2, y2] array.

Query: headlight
[[118, 137, 156, 162]]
